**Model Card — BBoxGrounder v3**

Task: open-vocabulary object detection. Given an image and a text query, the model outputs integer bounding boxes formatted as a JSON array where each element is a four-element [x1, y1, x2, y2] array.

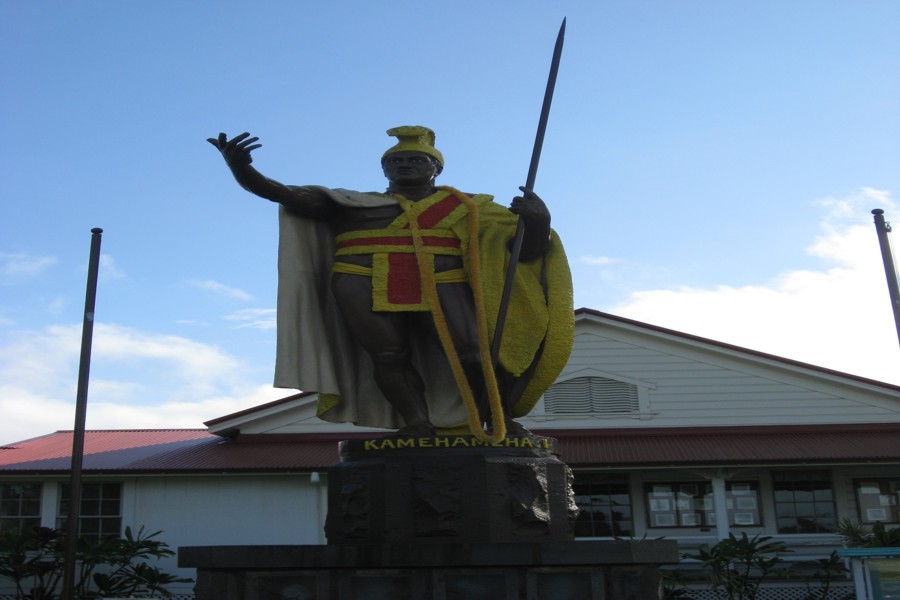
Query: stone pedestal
[[326, 436, 578, 544], [179, 540, 679, 599], [178, 437, 680, 598]]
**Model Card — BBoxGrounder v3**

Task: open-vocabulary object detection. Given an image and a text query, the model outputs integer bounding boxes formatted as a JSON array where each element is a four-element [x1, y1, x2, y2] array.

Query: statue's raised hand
[[207, 132, 262, 167]]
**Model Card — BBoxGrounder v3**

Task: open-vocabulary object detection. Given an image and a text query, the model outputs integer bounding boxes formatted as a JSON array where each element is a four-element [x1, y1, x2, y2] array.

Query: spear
[[491, 18, 566, 366]]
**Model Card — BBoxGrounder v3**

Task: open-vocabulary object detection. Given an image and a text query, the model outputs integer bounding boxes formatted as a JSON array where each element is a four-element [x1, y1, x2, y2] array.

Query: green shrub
[[0, 525, 191, 599], [685, 533, 790, 600]]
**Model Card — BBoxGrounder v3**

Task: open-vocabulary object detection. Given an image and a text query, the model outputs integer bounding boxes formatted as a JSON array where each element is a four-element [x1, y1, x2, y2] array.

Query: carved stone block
[[325, 436, 578, 544]]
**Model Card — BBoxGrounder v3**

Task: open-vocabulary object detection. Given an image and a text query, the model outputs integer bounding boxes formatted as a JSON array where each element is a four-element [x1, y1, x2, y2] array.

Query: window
[[773, 470, 836, 534], [57, 482, 122, 539], [0, 483, 42, 534], [644, 481, 762, 528], [854, 479, 900, 524], [646, 482, 714, 528], [727, 482, 762, 527], [544, 376, 639, 414], [573, 474, 633, 537]]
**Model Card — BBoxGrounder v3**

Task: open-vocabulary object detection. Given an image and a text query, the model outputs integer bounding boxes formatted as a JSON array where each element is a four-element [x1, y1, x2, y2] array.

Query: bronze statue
[[209, 126, 572, 440]]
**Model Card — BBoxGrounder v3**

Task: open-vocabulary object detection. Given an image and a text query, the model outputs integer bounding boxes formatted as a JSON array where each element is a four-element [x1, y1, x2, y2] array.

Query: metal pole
[[872, 209, 900, 349], [61, 227, 103, 600]]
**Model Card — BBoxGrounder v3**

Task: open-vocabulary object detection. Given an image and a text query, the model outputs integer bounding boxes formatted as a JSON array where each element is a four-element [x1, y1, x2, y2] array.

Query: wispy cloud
[[98, 255, 125, 280], [0, 252, 58, 279], [581, 255, 619, 266], [610, 188, 900, 385], [224, 308, 277, 330], [0, 323, 285, 443], [191, 279, 254, 301]]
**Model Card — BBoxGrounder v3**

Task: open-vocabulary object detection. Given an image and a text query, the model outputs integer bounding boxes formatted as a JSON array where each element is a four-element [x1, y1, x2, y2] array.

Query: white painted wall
[[128, 473, 327, 591], [522, 322, 900, 429]]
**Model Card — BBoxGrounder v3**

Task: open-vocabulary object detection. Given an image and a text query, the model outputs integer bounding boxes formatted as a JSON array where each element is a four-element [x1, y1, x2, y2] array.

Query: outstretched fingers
[[207, 132, 262, 166]]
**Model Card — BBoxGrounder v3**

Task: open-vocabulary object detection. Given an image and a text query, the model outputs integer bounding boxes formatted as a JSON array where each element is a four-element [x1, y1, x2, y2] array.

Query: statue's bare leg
[[331, 272, 433, 435], [435, 282, 531, 436]]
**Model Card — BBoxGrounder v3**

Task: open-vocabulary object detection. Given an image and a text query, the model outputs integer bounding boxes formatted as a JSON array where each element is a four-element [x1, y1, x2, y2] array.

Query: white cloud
[[98, 254, 125, 280], [82, 385, 286, 431], [581, 255, 619, 266], [0, 252, 58, 278], [224, 308, 277, 330], [191, 279, 254, 301], [0, 323, 284, 444], [611, 188, 900, 385]]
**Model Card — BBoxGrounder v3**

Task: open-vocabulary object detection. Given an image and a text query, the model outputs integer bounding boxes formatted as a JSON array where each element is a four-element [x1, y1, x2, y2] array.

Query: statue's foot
[[391, 422, 436, 438]]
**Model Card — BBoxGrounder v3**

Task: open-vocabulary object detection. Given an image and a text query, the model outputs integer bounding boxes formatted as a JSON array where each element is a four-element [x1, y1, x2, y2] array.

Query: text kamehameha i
[[363, 436, 552, 451]]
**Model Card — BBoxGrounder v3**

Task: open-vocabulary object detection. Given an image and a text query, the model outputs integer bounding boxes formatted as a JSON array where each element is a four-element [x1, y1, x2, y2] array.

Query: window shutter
[[544, 376, 639, 414]]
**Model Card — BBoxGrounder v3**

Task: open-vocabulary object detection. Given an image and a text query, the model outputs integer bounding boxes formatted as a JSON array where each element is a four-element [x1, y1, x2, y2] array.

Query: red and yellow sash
[[334, 190, 470, 311]]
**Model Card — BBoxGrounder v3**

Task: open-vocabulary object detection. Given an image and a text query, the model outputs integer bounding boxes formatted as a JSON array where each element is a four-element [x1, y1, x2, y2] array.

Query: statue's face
[[382, 151, 440, 187]]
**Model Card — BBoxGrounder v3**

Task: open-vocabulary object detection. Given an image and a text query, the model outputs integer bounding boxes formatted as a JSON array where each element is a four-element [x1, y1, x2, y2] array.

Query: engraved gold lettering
[[418, 438, 433, 448], [364, 440, 379, 451], [435, 437, 449, 447], [396, 438, 415, 449]]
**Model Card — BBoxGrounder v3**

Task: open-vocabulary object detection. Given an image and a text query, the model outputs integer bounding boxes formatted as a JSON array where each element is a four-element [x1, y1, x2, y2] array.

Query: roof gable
[[530, 310, 900, 428], [203, 310, 900, 435]]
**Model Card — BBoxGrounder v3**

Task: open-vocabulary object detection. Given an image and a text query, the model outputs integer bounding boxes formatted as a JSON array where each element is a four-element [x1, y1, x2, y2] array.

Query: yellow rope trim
[[397, 188, 506, 442], [336, 244, 462, 257], [336, 229, 458, 243], [332, 261, 467, 283], [454, 189, 506, 441], [331, 262, 374, 276]]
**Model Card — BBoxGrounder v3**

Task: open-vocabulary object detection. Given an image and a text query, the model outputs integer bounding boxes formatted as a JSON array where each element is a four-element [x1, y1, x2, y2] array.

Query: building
[[2, 309, 898, 598]]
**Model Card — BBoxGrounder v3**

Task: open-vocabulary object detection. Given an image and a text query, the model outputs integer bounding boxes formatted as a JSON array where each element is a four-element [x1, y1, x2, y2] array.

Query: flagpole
[[872, 210, 900, 349], [61, 227, 103, 600]]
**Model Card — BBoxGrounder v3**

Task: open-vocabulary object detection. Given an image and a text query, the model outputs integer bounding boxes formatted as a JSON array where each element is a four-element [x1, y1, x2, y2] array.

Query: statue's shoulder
[[437, 187, 494, 204], [308, 186, 398, 208]]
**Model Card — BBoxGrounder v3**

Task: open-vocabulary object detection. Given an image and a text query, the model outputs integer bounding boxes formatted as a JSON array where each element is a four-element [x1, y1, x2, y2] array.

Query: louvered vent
[[544, 376, 639, 414]]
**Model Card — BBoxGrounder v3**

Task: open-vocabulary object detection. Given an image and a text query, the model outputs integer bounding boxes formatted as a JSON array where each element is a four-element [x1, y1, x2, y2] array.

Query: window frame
[[772, 469, 836, 534], [853, 478, 900, 524], [0, 482, 43, 534], [643, 480, 763, 529], [57, 481, 123, 540], [573, 474, 633, 538], [645, 481, 714, 529]]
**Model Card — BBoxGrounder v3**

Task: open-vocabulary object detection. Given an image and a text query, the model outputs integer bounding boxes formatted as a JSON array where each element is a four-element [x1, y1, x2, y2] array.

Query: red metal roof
[[0, 430, 215, 471], [0, 424, 896, 474], [555, 423, 900, 467]]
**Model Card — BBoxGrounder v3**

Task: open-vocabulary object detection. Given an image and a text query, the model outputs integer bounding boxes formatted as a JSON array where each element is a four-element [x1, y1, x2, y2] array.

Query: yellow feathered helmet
[[382, 126, 444, 171]]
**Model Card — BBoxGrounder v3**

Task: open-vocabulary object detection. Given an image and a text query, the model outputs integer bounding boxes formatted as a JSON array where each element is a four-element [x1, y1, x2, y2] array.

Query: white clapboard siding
[[526, 313, 900, 430]]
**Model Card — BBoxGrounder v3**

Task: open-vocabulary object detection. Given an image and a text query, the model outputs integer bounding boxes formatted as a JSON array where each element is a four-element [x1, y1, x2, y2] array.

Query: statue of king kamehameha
[[209, 126, 573, 441]]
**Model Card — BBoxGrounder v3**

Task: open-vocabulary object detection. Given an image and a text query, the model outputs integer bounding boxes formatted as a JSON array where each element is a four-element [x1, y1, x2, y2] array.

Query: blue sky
[[2, 1, 899, 444]]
